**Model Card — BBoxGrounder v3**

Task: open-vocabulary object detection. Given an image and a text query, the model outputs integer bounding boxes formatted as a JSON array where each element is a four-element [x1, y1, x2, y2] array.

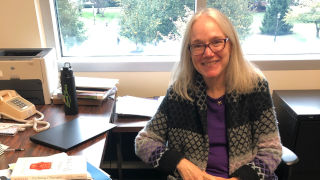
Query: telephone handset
[[0, 90, 50, 132]]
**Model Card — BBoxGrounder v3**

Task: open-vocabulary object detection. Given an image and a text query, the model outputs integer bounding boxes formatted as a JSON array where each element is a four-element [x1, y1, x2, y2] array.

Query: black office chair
[[276, 146, 299, 180]]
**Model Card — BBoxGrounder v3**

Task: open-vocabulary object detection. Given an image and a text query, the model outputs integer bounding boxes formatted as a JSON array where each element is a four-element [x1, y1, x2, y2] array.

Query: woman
[[135, 8, 282, 180]]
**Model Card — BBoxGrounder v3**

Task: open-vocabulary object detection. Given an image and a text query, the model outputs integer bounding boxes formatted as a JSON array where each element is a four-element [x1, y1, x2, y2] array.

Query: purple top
[[206, 95, 229, 178]]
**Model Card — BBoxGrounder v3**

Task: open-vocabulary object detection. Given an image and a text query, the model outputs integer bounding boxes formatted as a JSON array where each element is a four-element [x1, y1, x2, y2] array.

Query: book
[[52, 86, 117, 106], [10, 155, 88, 180], [86, 161, 111, 180], [53, 86, 117, 100]]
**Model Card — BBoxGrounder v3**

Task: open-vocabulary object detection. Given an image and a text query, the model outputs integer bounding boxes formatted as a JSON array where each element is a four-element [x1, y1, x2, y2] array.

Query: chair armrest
[[281, 146, 299, 166]]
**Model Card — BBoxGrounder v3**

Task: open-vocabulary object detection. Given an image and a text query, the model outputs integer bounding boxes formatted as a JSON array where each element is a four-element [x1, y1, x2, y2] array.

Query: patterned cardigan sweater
[[135, 75, 282, 180]]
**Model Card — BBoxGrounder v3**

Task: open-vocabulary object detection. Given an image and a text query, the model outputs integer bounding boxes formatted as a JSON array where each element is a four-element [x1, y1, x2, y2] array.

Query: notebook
[[30, 117, 116, 151]]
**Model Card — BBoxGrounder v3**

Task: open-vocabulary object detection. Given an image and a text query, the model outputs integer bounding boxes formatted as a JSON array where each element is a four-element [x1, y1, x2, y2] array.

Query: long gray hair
[[170, 8, 263, 101]]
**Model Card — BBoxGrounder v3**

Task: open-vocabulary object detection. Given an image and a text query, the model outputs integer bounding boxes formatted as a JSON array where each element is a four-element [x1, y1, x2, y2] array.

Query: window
[[205, 0, 320, 55], [44, 0, 320, 71], [55, 0, 195, 57]]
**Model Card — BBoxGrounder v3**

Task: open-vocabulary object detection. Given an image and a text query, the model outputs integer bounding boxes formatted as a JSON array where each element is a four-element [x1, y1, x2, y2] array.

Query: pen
[[4, 148, 24, 152]]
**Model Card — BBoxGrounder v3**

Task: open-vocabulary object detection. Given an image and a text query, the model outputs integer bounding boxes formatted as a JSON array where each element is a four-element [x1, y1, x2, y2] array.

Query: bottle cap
[[61, 62, 73, 77], [62, 62, 72, 71]]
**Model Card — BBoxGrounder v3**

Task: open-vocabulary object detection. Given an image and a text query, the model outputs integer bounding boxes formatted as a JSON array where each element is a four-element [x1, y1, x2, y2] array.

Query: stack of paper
[[75, 77, 119, 91], [116, 96, 164, 118], [0, 123, 20, 136]]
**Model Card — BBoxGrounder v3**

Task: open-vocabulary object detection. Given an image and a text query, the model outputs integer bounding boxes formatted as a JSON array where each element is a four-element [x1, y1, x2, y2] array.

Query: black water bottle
[[60, 62, 78, 115]]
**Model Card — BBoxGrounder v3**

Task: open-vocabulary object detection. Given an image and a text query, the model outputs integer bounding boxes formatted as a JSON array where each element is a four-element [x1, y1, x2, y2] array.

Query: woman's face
[[190, 15, 231, 82]]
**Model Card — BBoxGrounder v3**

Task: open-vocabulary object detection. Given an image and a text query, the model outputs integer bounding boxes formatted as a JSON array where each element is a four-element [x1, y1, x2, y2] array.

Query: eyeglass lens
[[190, 38, 227, 55]]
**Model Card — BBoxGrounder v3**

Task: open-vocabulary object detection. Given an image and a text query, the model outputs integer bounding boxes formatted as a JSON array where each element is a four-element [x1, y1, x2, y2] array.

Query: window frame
[[39, 0, 320, 72]]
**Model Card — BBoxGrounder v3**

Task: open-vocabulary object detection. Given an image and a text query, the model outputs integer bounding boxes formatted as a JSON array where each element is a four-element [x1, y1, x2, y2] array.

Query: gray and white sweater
[[135, 75, 282, 180]]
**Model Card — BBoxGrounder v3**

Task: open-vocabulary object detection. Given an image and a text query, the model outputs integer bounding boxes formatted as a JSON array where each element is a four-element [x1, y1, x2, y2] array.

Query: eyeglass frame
[[188, 38, 229, 56]]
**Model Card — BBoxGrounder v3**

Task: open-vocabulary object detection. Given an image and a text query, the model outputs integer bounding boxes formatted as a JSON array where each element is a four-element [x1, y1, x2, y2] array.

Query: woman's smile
[[201, 59, 220, 66]]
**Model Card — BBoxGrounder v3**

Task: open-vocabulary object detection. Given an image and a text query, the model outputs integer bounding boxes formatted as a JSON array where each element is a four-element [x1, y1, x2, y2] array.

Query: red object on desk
[[30, 162, 52, 170]]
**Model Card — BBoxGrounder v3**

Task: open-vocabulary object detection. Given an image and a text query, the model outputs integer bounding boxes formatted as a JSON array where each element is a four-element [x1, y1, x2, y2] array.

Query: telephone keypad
[[10, 98, 28, 109]]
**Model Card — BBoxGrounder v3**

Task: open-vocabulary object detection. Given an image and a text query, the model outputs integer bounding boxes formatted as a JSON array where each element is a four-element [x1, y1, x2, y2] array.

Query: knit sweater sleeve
[[231, 79, 282, 180], [134, 90, 184, 175]]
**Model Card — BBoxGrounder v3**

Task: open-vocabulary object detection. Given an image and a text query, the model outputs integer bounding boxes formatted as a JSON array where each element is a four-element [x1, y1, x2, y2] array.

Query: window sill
[[58, 54, 320, 72]]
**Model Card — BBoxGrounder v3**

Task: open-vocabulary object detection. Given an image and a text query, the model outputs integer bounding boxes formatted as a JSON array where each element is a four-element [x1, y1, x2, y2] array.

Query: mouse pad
[[30, 117, 116, 151]]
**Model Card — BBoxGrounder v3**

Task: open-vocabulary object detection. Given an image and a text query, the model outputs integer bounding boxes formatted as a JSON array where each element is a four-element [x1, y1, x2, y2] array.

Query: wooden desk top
[[0, 97, 115, 170]]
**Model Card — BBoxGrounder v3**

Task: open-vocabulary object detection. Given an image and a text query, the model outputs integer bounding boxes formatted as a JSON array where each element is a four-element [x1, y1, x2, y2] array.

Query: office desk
[[0, 97, 115, 170], [273, 90, 320, 179], [102, 115, 162, 180]]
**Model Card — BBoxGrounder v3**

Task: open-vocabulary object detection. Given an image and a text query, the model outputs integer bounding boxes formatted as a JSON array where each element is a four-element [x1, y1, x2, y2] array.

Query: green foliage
[[285, 3, 320, 23], [56, 0, 87, 48], [260, 0, 293, 35], [285, 1, 320, 38], [120, 0, 254, 48], [156, 1, 195, 41], [207, 0, 253, 39], [173, 6, 194, 40], [119, 0, 159, 46], [119, 0, 194, 47]]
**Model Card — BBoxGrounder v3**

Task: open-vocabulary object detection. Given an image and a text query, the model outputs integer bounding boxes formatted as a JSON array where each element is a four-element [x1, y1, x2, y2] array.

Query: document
[[0, 123, 19, 136], [75, 76, 119, 91], [116, 96, 164, 118]]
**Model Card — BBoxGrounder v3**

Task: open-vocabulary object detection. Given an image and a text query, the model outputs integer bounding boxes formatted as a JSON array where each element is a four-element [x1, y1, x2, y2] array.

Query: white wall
[[0, 0, 45, 48], [74, 70, 320, 97], [1, 0, 320, 97]]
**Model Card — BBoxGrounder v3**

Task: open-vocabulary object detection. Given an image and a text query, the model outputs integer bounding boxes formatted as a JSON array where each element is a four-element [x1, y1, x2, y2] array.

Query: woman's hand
[[214, 177, 239, 180], [177, 158, 213, 180], [176, 158, 239, 180], [203, 173, 239, 180], [177, 158, 205, 180]]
